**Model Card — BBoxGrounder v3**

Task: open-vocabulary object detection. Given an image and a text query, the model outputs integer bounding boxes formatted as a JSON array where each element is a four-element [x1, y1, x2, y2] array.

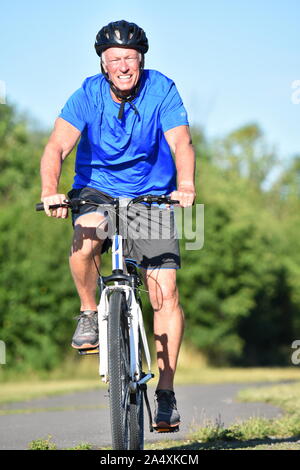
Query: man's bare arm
[[164, 125, 196, 207], [40, 117, 81, 217]]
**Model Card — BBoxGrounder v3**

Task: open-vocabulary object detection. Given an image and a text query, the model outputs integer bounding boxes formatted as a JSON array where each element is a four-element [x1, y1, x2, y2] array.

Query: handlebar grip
[[167, 199, 179, 205], [35, 202, 69, 211], [36, 203, 45, 211]]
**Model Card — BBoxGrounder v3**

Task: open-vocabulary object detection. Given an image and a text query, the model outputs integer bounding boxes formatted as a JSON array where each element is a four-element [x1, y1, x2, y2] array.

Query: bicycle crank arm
[[137, 373, 154, 385]]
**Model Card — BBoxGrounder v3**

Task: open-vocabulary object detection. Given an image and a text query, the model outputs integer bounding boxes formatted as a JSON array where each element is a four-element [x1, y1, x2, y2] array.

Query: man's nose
[[119, 58, 129, 72]]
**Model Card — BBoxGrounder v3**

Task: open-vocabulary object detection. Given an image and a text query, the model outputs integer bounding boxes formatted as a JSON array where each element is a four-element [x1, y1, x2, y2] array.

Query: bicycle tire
[[108, 290, 131, 450]]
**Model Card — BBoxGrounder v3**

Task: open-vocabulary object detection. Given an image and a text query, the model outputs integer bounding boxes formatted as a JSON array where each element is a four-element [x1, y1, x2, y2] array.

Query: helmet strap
[[101, 54, 144, 120]]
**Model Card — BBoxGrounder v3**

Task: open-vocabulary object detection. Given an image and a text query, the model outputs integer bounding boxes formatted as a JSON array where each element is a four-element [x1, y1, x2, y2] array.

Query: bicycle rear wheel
[[108, 289, 131, 450]]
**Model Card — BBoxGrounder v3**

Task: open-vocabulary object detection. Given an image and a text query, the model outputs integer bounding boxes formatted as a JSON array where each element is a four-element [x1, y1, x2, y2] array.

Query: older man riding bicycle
[[40, 20, 196, 432]]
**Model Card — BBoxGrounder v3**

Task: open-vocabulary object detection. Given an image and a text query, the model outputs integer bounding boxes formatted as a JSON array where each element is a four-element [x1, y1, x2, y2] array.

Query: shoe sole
[[71, 342, 99, 350], [153, 421, 180, 433], [77, 347, 99, 356]]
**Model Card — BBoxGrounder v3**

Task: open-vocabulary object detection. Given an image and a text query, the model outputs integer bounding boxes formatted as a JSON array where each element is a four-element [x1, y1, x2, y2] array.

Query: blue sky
[[1, 0, 299, 161]]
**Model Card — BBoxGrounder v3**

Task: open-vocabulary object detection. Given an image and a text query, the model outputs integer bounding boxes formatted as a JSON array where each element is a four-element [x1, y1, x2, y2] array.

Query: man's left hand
[[170, 183, 196, 208]]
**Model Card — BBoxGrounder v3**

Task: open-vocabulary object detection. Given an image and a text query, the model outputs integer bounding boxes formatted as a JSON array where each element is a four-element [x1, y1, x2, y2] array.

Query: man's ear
[[101, 59, 107, 75]]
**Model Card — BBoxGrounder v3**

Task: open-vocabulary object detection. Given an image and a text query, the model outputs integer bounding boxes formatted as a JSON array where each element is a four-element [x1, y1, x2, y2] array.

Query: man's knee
[[71, 213, 107, 257], [147, 273, 179, 311]]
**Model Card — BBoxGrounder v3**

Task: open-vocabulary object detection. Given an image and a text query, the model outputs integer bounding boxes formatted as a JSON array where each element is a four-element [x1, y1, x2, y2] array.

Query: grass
[[1, 343, 300, 404], [28, 435, 93, 450], [29, 435, 57, 450], [2, 365, 300, 406], [0, 403, 107, 416], [0, 378, 105, 405]]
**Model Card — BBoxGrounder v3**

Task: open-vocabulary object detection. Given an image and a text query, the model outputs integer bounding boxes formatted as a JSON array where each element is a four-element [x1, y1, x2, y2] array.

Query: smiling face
[[101, 47, 142, 100]]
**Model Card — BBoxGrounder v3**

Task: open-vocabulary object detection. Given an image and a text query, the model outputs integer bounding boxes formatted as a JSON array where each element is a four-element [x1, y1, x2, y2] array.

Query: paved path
[[0, 383, 282, 450]]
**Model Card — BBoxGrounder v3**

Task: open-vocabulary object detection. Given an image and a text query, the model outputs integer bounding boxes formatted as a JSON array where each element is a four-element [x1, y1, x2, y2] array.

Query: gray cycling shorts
[[68, 187, 181, 270]]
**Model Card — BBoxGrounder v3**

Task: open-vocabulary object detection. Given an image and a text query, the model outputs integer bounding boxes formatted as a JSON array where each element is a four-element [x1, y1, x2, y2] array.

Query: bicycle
[[36, 193, 179, 450]]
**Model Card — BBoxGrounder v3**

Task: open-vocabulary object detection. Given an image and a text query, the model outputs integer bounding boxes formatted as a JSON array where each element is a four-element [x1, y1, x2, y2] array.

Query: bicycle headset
[[94, 20, 149, 120]]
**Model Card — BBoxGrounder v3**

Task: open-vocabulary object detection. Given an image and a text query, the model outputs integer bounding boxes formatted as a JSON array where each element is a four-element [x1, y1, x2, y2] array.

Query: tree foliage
[[0, 104, 299, 373]]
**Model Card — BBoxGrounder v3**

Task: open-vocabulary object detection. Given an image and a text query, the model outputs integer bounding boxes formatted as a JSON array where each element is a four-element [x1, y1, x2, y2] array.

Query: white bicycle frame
[[97, 233, 153, 389]]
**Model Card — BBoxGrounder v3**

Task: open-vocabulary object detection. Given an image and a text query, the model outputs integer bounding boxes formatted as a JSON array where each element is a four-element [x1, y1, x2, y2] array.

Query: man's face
[[102, 47, 141, 96]]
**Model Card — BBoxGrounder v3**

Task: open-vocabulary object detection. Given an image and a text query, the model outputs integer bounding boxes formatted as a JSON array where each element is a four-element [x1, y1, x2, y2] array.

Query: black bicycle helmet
[[95, 20, 149, 56]]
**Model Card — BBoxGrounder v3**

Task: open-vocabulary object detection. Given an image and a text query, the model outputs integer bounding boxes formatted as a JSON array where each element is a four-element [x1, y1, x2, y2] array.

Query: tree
[[0, 103, 47, 200], [212, 123, 278, 189]]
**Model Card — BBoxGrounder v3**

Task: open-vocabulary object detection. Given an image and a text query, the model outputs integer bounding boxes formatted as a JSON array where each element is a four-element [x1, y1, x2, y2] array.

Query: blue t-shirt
[[59, 69, 189, 198]]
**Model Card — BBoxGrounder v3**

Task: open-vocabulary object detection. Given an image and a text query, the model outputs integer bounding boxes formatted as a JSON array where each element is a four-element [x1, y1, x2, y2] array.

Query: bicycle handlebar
[[35, 202, 63, 211], [35, 194, 180, 212]]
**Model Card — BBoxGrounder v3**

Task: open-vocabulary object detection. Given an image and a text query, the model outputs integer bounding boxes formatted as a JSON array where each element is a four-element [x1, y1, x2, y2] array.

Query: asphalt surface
[[0, 383, 283, 450]]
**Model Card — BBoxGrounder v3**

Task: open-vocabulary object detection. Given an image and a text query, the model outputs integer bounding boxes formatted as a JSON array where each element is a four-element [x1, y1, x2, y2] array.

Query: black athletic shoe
[[153, 389, 181, 432], [71, 310, 99, 350]]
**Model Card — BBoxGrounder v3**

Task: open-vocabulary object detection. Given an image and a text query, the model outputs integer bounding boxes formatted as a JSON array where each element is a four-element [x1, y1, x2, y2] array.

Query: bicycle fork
[[97, 285, 154, 432], [97, 285, 153, 385]]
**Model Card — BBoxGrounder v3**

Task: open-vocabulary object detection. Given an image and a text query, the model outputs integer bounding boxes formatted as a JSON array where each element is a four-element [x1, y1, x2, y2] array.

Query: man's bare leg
[[69, 212, 108, 349], [143, 268, 185, 391], [69, 212, 107, 310]]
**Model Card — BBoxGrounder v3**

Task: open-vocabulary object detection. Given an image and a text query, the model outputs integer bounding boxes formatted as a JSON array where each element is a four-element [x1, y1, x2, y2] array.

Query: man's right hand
[[41, 193, 68, 218]]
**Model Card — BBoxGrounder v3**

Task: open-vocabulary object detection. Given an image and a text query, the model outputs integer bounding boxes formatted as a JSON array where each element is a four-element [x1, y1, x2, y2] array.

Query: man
[[40, 20, 195, 432]]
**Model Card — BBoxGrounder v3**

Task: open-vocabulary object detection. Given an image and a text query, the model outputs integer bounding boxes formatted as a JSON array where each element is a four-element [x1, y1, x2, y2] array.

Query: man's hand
[[170, 182, 196, 208], [41, 193, 68, 218]]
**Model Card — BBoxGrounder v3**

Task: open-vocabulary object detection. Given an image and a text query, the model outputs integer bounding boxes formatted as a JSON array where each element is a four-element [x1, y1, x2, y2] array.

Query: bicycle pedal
[[78, 347, 99, 356], [153, 425, 180, 433]]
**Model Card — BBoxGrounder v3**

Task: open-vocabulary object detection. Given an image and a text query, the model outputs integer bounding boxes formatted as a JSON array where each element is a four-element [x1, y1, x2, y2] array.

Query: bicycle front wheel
[[129, 333, 144, 450], [108, 290, 131, 450]]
